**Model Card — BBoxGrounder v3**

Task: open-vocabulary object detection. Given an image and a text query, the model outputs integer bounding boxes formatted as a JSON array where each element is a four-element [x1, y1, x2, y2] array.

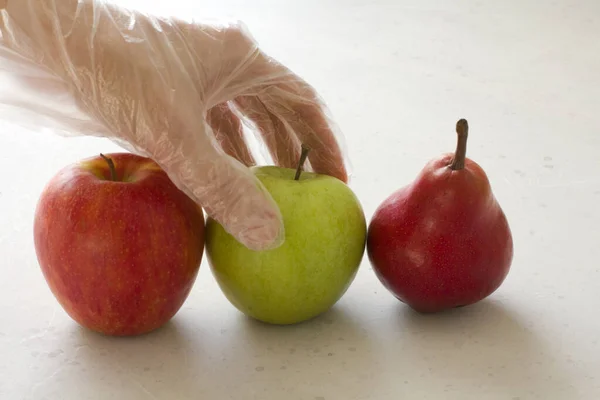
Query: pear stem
[[294, 144, 311, 180], [100, 153, 117, 181], [450, 119, 469, 171]]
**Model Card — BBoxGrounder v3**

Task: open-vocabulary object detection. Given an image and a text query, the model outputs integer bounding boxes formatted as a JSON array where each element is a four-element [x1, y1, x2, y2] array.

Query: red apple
[[33, 152, 205, 336], [367, 120, 513, 313]]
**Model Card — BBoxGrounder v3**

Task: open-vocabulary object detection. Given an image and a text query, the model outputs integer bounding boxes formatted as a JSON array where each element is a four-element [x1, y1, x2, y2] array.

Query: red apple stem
[[450, 119, 469, 171], [100, 153, 117, 181], [294, 144, 311, 180]]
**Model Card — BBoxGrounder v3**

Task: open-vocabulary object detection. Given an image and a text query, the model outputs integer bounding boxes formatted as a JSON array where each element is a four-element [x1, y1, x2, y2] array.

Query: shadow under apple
[[57, 318, 213, 399], [390, 298, 576, 398], [232, 303, 378, 370], [48, 302, 380, 399]]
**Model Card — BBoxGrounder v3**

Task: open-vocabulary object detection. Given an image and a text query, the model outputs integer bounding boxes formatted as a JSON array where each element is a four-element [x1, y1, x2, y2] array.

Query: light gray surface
[[1, 1, 599, 399]]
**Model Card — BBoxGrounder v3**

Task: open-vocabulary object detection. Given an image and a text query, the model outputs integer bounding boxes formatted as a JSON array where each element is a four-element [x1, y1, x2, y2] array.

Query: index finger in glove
[[207, 102, 256, 167], [257, 79, 348, 183], [227, 54, 349, 183]]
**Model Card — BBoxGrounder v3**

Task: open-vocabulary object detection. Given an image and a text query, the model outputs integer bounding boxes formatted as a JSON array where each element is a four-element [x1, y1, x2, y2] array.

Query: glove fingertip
[[200, 166, 285, 251], [234, 209, 285, 251]]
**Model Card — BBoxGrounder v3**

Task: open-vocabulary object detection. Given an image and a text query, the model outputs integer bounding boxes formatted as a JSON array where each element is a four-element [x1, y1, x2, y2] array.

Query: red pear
[[367, 119, 513, 313]]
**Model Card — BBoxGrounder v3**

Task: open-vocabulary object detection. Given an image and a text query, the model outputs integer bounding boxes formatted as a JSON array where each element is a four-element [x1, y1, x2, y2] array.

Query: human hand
[[0, 0, 348, 251]]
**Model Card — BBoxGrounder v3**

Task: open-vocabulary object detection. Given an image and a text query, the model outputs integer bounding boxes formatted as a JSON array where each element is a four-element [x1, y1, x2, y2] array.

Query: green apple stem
[[450, 119, 469, 171], [294, 144, 311, 180], [100, 153, 117, 181]]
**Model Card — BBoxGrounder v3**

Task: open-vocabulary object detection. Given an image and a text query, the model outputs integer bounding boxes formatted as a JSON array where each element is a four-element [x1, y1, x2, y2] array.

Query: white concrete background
[[1, 0, 599, 399]]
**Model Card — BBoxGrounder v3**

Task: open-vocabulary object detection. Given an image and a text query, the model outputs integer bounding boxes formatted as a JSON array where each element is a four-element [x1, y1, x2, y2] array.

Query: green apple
[[205, 150, 367, 325]]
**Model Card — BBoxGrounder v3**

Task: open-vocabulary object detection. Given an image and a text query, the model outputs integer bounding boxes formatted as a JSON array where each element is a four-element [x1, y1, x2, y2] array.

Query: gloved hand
[[0, 0, 349, 251]]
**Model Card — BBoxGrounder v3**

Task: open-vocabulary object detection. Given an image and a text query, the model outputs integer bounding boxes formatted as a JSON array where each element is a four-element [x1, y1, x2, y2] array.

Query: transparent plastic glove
[[0, 0, 349, 251]]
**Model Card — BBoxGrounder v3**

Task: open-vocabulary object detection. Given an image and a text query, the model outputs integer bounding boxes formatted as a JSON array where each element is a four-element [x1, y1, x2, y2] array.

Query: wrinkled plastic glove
[[0, 0, 349, 251]]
